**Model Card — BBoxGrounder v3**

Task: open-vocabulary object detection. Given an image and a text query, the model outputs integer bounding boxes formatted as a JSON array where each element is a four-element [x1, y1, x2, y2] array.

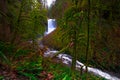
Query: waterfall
[[42, 18, 120, 80], [45, 19, 56, 34], [47, 0, 56, 7]]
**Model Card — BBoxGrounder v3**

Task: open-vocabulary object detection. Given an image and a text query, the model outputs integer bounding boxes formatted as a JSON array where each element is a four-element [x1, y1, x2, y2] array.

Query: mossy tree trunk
[[85, 0, 90, 73]]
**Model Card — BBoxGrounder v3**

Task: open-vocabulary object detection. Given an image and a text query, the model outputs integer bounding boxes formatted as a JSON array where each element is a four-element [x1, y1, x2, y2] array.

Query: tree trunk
[[0, 0, 10, 42], [85, 0, 90, 73]]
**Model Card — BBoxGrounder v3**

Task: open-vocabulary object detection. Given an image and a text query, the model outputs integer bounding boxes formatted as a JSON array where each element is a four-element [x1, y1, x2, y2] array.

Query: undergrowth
[[15, 57, 106, 80], [0, 41, 106, 80]]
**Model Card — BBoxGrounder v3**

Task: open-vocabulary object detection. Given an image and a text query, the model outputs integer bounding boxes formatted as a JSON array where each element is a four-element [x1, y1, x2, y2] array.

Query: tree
[[0, 0, 11, 41], [0, 0, 47, 44], [46, 0, 120, 73], [29, 0, 47, 48], [61, 1, 84, 71]]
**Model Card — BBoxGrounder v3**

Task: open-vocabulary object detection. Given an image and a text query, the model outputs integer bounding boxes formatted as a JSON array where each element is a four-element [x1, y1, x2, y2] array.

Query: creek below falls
[[41, 19, 120, 80]]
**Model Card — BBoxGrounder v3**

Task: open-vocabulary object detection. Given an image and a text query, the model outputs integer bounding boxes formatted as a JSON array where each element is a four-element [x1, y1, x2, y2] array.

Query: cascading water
[[42, 0, 120, 80], [44, 51, 120, 80], [45, 19, 56, 35], [43, 18, 120, 80]]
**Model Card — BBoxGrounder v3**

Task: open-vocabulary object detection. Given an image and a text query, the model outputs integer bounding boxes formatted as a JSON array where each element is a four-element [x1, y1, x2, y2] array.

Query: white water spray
[[44, 50, 120, 80]]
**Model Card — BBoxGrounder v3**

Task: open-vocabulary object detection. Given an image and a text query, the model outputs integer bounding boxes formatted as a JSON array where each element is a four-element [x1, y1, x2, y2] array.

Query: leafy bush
[[16, 55, 43, 79]]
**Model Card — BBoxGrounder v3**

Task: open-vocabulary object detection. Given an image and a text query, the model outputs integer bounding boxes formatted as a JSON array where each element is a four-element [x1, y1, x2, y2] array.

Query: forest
[[0, 0, 120, 80]]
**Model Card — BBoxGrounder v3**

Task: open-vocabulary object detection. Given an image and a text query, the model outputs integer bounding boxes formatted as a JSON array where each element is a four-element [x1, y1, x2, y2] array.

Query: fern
[[19, 72, 38, 80], [0, 51, 11, 65]]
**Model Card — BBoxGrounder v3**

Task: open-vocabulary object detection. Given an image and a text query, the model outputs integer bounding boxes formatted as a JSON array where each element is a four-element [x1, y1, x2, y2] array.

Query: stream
[[42, 19, 120, 80]]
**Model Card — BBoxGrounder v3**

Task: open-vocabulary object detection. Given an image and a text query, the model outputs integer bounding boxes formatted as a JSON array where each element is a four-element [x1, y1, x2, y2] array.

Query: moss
[[42, 27, 69, 50], [42, 25, 120, 74]]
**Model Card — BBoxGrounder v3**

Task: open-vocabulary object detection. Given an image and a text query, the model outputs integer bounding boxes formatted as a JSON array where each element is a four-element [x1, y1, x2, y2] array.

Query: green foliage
[[0, 76, 4, 80], [46, 0, 120, 73], [0, 0, 47, 43], [0, 0, 120, 79], [0, 42, 15, 54], [0, 41, 32, 69], [19, 72, 38, 80], [0, 51, 11, 65], [52, 65, 72, 80], [59, 3, 87, 70], [18, 0, 47, 40], [48, 0, 72, 20], [16, 55, 43, 79], [42, 27, 67, 50], [17, 56, 42, 72], [15, 49, 30, 58], [44, 60, 105, 80], [0, 41, 14, 65], [62, 74, 71, 80]]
